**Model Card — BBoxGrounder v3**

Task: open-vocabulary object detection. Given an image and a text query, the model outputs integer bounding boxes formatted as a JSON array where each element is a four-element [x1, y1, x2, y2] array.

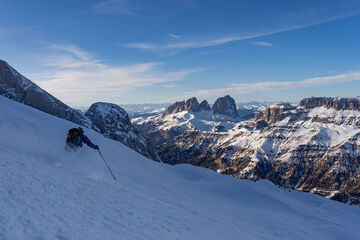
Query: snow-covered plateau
[[1, 96, 360, 239]]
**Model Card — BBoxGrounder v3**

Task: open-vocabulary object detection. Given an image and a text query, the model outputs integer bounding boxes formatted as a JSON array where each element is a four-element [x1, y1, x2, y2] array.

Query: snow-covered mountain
[[134, 96, 243, 147], [0, 60, 156, 160], [86, 102, 158, 160], [1, 95, 360, 239], [136, 96, 360, 205]]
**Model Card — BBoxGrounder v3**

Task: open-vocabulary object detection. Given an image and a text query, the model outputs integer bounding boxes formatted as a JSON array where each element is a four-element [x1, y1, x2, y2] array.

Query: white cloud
[[172, 71, 360, 101], [250, 41, 272, 47], [91, 0, 135, 15], [126, 12, 360, 52], [47, 44, 93, 61], [169, 34, 181, 39], [33, 44, 201, 106]]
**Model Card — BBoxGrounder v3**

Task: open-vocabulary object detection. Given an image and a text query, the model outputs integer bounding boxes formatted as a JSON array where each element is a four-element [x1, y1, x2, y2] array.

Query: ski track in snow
[[0, 95, 360, 240]]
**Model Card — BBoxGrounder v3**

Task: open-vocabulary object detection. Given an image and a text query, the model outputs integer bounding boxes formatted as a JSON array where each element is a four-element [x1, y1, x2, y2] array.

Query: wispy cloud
[[91, 0, 135, 16], [169, 34, 181, 39], [250, 41, 272, 47], [172, 71, 360, 101], [32, 44, 201, 105], [47, 44, 93, 61], [126, 12, 360, 52]]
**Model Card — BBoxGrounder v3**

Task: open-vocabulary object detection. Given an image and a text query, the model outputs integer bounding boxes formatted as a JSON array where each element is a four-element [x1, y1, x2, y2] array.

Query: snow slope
[[0, 95, 360, 240]]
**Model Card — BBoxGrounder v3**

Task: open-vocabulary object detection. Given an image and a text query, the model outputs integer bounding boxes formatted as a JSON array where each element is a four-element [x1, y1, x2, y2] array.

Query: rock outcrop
[[200, 100, 211, 111], [0, 60, 87, 126], [85, 102, 158, 160], [164, 97, 202, 115], [212, 95, 239, 117], [264, 103, 296, 122], [300, 97, 360, 110]]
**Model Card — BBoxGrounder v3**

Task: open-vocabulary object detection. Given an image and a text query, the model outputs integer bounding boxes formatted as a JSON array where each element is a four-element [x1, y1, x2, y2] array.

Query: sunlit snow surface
[[0, 96, 360, 240]]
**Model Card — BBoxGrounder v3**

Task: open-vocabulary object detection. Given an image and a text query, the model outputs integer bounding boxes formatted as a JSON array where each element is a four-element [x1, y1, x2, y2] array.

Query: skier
[[66, 127, 99, 151]]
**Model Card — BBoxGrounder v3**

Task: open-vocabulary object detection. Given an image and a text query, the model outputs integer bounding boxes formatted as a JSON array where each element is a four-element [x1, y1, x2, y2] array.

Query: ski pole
[[98, 150, 117, 181]]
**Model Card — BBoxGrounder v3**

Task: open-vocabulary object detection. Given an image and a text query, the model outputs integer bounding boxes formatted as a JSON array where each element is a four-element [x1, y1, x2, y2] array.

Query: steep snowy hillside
[[1, 95, 360, 240]]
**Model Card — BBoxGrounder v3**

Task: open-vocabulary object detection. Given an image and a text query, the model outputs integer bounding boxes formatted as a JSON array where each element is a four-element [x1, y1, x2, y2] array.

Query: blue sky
[[1, 0, 360, 106]]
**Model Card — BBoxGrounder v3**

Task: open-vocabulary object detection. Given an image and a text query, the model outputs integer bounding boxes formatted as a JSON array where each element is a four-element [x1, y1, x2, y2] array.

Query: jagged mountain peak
[[164, 97, 202, 115], [164, 95, 240, 117], [212, 95, 239, 117], [200, 100, 211, 111]]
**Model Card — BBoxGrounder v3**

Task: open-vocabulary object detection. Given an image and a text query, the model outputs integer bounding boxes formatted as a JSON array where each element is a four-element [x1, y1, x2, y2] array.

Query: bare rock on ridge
[[86, 102, 158, 160], [200, 100, 211, 111], [212, 95, 239, 117], [164, 97, 202, 115], [0, 59, 87, 126]]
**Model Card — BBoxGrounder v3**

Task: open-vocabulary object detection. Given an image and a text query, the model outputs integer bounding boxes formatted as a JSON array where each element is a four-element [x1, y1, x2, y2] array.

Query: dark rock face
[[85, 102, 131, 134], [254, 120, 268, 129], [212, 95, 239, 117], [200, 100, 211, 111], [300, 97, 360, 110], [0, 60, 87, 126], [164, 97, 201, 115], [264, 103, 296, 122], [85, 102, 158, 160]]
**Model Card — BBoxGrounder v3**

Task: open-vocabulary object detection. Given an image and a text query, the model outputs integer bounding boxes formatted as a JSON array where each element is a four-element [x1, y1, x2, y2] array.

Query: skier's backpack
[[66, 127, 84, 147]]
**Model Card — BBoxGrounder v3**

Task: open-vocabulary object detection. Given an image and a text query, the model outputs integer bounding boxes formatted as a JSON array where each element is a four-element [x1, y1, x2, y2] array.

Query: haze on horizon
[[1, 0, 360, 107]]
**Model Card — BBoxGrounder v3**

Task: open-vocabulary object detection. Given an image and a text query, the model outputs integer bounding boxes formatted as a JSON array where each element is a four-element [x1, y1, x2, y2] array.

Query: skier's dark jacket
[[66, 128, 98, 149]]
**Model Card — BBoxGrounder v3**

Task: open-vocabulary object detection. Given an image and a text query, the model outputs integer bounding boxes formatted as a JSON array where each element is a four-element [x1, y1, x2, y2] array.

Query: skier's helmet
[[78, 127, 84, 134]]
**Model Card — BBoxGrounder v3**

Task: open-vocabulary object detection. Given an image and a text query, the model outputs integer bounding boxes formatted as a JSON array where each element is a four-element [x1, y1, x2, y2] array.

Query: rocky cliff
[[200, 100, 211, 111], [264, 103, 296, 122], [300, 97, 360, 110], [212, 95, 239, 117], [85, 102, 158, 160], [0, 60, 87, 126], [163, 95, 239, 117], [164, 97, 204, 115]]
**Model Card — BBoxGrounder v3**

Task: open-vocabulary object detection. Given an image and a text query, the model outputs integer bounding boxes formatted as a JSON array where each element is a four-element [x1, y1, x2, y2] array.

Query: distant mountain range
[[123, 100, 273, 120], [135, 95, 360, 205]]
